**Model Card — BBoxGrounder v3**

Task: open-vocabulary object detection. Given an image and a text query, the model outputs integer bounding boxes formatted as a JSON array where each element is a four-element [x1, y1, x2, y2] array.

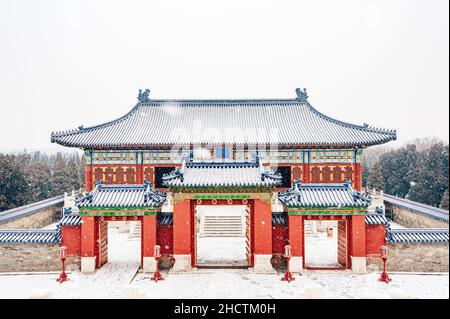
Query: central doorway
[[303, 218, 349, 269], [96, 218, 142, 270], [195, 205, 250, 267]]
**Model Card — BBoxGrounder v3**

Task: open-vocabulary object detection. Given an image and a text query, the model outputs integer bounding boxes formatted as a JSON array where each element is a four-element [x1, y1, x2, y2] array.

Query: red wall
[[365, 225, 386, 256], [272, 225, 288, 254], [61, 226, 81, 255], [253, 199, 272, 254], [157, 225, 173, 254]]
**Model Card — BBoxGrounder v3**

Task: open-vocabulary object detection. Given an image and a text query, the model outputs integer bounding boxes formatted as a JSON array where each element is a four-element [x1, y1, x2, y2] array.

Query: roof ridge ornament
[[137, 89, 150, 103], [295, 87, 309, 102]]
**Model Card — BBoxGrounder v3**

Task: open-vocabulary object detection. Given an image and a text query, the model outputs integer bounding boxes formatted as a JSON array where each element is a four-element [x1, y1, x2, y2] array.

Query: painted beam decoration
[[86, 149, 361, 166]]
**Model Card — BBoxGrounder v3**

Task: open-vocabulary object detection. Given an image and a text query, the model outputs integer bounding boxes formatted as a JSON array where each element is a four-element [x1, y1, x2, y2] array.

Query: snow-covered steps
[[304, 221, 318, 237], [202, 216, 244, 237], [128, 221, 141, 240]]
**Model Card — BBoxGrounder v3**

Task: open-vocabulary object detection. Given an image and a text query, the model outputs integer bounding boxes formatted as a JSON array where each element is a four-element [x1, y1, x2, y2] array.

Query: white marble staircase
[[304, 220, 319, 237], [128, 221, 141, 240], [202, 215, 244, 237]]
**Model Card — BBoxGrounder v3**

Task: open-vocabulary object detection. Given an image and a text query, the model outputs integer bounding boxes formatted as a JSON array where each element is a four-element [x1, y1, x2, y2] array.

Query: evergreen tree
[[361, 165, 370, 187], [0, 154, 33, 211], [379, 144, 418, 197], [67, 153, 82, 191], [408, 142, 449, 206], [366, 162, 384, 191], [52, 153, 72, 196], [79, 154, 86, 189], [440, 189, 449, 210], [27, 161, 53, 201]]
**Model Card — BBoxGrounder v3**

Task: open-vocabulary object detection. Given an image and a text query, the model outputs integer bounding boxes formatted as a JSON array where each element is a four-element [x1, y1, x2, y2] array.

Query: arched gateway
[[51, 88, 396, 274]]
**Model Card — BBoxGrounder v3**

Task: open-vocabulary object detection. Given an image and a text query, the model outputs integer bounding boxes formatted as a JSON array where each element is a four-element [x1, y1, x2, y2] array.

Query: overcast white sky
[[0, 0, 448, 152]]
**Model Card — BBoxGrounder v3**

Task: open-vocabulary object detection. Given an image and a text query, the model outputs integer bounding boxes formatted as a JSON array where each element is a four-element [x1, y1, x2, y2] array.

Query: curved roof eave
[[50, 94, 397, 150]]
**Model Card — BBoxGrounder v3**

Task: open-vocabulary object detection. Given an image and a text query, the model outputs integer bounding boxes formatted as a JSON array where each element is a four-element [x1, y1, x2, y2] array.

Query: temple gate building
[[51, 88, 397, 273]]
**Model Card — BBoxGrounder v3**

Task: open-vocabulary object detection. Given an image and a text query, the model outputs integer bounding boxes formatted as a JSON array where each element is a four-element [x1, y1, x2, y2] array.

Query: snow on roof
[[51, 88, 396, 149], [279, 180, 372, 208]]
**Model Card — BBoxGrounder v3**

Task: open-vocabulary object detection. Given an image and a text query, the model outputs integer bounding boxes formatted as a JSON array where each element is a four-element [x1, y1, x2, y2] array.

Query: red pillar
[[85, 165, 93, 192], [142, 215, 157, 257], [253, 199, 272, 255], [172, 199, 192, 271], [354, 163, 362, 191], [302, 163, 310, 183], [81, 216, 95, 257], [351, 215, 366, 257], [173, 200, 192, 254], [136, 160, 144, 184], [288, 214, 303, 257], [141, 215, 157, 271]]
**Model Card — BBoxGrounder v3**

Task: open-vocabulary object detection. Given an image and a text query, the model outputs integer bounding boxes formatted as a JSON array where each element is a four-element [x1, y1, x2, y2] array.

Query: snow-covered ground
[[0, 226, 447, 299], [389, 221, 408, 229], [305, 227, 340, 268], [197, 237, 247, 266]]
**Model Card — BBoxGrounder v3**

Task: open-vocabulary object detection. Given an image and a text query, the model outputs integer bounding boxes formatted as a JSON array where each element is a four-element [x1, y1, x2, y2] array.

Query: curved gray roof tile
[[51, 89, 396, 149]]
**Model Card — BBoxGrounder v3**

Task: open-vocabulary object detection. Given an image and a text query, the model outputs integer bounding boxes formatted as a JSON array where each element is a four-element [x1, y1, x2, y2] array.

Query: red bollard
[[56, 246, 68, 283], [378, 245, 392, 283], [151, 245, 164, 282], [281, 245, 295, 283]]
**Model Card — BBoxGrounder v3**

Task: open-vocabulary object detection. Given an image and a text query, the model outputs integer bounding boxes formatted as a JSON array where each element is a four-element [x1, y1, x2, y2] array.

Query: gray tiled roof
[[76, 181, 166, 208], [0, 195, 64, 225], [59, 215, 82, 226], [157, 212, 173, 225], [365, 213, 389, 225], [51, 89, 396, 149], [383, 193, 449, 224], [162, 159, 282, 188], [0, 229, 60, 244], [279, 180, 372, 208], [386, 228, 449, 244], [272, 212, 288, 225]]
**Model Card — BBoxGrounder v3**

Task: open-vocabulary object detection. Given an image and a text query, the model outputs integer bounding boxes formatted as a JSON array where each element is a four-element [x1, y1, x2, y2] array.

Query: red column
[[85, 165, 93, 192], [302, 163, 310, 183], [354, 163, 362, 191], [142, 215, 157, 262], [173, 200, 192, 255], [351, 215, 366, 257], [253, 199, 272, 255], [292, 166, 301, 183], [288, 214, 303, 257], [81, 216, 96, 258], [136, 164, 143, 184]]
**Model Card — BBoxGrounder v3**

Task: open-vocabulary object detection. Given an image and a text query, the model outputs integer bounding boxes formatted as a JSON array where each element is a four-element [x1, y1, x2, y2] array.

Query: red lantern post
[[150, 245, 164, 282], [378, 245, 392, 283], [281, 245, 295, 283], [56, 246, 68, 283]]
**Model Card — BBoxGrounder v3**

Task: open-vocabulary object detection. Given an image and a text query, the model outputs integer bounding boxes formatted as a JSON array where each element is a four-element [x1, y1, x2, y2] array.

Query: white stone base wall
[[142, 257, 157, 273], [253, 254, 276, 273], [351, 256, 367, 274], [171, 254, 192, 272], [81, 256, 96, 273], [290, 256, 303, 273]]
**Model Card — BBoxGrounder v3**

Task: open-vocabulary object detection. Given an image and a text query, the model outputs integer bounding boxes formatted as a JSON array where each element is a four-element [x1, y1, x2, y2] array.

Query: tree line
[[1, 139, 449, 211], [0, 151, 85, 211], [363, 138, 449, 209]]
